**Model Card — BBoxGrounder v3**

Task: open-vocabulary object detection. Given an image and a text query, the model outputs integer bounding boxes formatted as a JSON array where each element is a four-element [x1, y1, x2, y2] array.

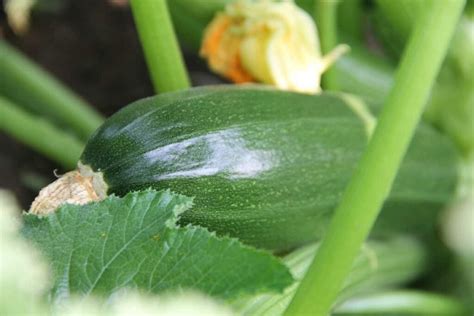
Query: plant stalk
[[315, 0, 340, 90], [0, 97, 83, 169], [284, 1, 465, 315], [0, 41, 103, 141], [130, 0, 190, 93]]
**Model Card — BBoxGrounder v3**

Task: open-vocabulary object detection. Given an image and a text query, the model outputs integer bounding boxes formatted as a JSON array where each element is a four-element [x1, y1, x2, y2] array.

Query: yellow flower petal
[[200, 0, 348, 93], [200, 14, 254, 83]]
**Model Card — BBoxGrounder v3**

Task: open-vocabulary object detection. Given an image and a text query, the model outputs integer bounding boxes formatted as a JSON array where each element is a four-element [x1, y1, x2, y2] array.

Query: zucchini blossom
[[200, 0, 348, 93]]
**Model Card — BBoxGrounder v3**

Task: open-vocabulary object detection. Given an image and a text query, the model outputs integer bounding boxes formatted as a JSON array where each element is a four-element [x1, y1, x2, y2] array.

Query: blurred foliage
[[372, 0, 474, 157], [0, 189, 235, 315]]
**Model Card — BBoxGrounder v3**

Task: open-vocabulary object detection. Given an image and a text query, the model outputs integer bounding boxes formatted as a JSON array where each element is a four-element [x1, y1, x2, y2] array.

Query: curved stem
[[0, 41, 103, 140], [0, 97, 83, 169], [284, 1, 465, 315], [130, 0, 190, 93]]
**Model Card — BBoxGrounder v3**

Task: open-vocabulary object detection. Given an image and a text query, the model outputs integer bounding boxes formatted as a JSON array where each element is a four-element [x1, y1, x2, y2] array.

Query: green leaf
[[22, 190, 293, 302]]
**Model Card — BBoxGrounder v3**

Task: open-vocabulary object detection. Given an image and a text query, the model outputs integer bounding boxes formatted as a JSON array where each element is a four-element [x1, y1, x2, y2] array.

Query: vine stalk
[[284, 0, 465, 315], [130, 0, 190, 93]]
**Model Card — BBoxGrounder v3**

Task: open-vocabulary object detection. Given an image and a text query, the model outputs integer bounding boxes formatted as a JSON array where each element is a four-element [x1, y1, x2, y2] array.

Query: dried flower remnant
[[30, 163, 108, 215], [200, 0, 348, 93]]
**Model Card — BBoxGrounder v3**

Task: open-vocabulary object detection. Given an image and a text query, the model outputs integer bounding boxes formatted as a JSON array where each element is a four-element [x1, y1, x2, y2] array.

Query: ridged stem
[[284, 1, 465, 315], [315, 0, 340, 90], [130, 0, 190, 93], [0, 41, 103, 140], [0, 97, 83, 169]]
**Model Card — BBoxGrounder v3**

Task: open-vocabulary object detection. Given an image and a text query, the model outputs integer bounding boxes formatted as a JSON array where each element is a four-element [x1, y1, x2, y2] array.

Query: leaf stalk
[[0, 97, 83, 169], [0, 41, 103, 140]]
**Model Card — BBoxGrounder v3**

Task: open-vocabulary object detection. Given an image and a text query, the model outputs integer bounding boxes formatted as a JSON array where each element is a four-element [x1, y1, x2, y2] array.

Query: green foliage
[[0, 189, 236, 315], [0, 96, 83, 168], [372, 1, 474, 157], [22, 190, 293, 302], [233, 236, 426, 315], [284, 0, 465, 313], [425, 14, 474, 157], [1, 1, 470, 314], [0, 41, 102, 140]]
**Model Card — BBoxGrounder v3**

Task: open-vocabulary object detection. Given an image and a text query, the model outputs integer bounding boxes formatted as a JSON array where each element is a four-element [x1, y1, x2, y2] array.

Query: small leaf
[[22, 190, 292, 302]]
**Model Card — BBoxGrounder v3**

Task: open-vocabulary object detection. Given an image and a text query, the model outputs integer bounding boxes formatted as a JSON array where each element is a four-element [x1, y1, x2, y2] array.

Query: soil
[[0, 0, 223, 209]]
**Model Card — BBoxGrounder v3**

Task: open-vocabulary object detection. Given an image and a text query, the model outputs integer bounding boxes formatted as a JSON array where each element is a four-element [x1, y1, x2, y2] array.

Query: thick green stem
[[130, 0, 190, 93], [315, 0, 340, 90], [0, 41, 103, 141], [284, 1, 465, 315], [0, 97, 83, 169]]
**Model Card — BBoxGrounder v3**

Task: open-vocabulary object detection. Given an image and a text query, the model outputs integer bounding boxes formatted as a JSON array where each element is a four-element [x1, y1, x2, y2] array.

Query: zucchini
[[32, 86, 458, 250]]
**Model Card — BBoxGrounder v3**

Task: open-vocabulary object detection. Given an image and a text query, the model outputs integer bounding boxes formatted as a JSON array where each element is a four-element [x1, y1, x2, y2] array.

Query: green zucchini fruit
[[74, 86, 457, 250]]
